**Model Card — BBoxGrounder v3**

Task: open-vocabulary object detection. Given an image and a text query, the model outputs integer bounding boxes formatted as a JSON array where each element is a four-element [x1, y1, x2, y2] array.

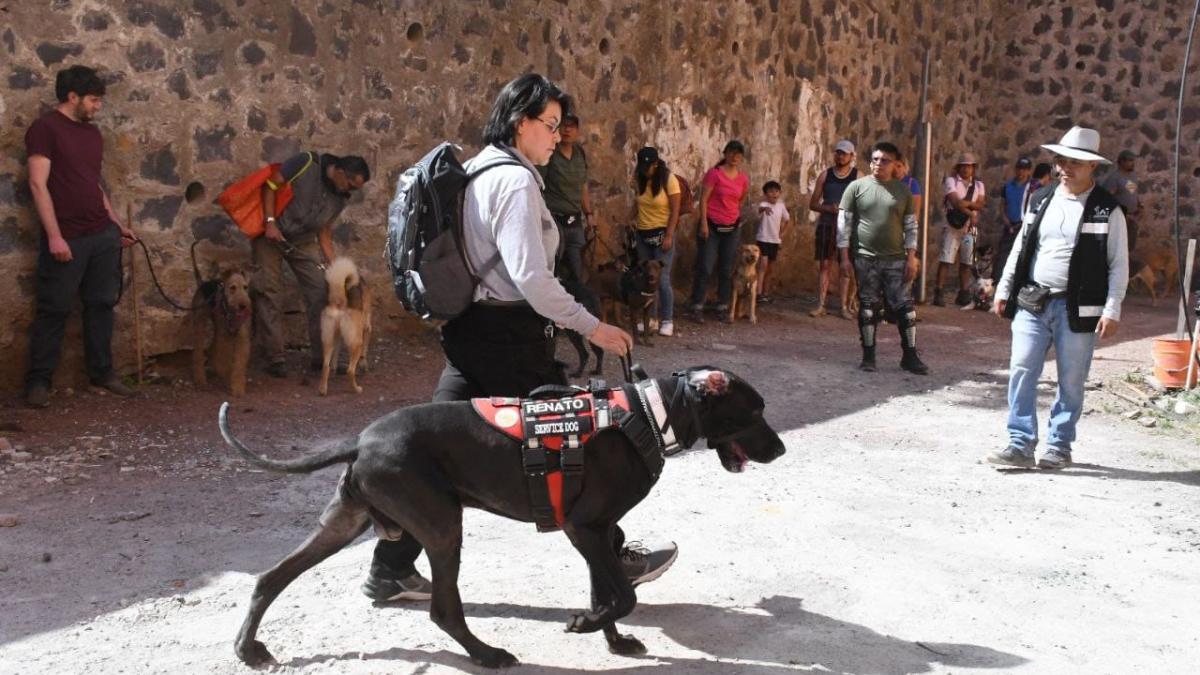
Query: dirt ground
[[1, 292, 1198, 675]]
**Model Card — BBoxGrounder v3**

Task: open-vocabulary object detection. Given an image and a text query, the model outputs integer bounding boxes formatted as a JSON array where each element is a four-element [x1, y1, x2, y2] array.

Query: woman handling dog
[[631, 146, 681, 337], [365, 74, 680, 602], [688, 140, 750, 322]]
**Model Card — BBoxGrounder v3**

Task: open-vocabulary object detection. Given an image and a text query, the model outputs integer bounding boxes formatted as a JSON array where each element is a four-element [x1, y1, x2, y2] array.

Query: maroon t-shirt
[[25, 110, 111, 239]]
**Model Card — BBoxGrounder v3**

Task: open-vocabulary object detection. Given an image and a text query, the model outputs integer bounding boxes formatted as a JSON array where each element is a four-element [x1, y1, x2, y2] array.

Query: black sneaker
[[932, 289, 946, 307], [687, 305, 705, 323], [955, 289, 972, 307], [91, 373, 134, 397], [1038, 447, 1072, 470], [620, 540, 678, 586], [25, 382, 50, 408], [266, 361, 289, 378], [900, 349, 930, 375], [361, 565, 433, 602]]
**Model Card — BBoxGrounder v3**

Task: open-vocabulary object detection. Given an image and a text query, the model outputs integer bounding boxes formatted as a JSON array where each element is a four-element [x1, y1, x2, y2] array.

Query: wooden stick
[[1176, 238, 1196, 340], [127, 203, 144, 385]]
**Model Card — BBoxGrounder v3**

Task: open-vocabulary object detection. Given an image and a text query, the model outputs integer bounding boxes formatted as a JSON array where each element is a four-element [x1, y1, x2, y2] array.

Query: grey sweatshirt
[[461, 144, 600, 337]]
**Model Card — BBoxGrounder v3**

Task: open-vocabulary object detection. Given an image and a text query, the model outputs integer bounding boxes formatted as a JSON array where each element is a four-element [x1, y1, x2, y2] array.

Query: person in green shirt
[[837, 141, 929, 375], [538, 113, 594, 284]]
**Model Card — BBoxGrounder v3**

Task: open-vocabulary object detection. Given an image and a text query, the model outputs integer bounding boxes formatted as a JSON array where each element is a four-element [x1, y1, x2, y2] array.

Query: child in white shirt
[[755, 180, 790, 302]]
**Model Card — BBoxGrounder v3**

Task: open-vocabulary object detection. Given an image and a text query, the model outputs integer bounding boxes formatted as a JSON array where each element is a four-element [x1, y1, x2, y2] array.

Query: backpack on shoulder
[[385, 143, 519, 321], [675, 174, 696, 216]]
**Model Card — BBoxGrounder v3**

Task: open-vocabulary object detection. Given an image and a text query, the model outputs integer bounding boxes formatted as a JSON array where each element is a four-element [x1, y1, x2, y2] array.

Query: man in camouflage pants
[[837, 141, 930, 375]]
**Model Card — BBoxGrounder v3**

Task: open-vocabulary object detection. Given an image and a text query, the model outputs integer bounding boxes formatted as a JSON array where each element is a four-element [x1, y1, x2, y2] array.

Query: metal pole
[[1176, 238, 1196, 340], [917, 121, 932, 303]]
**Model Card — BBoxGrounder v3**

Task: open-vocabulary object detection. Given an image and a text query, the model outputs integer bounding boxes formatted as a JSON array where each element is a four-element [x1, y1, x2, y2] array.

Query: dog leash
[[120, 239, 209, 311], [620, 351, 635, 384]]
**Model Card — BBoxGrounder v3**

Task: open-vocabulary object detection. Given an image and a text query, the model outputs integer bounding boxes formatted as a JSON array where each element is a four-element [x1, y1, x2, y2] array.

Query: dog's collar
[[632, 379, 678, 455]]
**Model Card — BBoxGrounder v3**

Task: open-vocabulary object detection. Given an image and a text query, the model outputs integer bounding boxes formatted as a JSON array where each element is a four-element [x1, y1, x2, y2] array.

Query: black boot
[[897, 310, 930, 375], [859, 346, 877, 372]]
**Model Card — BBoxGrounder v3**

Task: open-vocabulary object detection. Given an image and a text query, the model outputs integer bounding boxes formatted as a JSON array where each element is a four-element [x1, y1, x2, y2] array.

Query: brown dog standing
[[727, 244, 761, 324], [1128, 239, 1180, 305], [320, 257, 373, 395], [192, 267, 253, 396]]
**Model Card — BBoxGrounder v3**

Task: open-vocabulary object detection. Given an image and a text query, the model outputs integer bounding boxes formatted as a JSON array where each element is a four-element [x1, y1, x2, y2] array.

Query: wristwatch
[[265, 217, 276, 223]]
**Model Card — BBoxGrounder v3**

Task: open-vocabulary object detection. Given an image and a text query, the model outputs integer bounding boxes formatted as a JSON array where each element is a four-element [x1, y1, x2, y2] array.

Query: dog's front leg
[[749, 281, 758, 324], [563, 524, 640, 650]]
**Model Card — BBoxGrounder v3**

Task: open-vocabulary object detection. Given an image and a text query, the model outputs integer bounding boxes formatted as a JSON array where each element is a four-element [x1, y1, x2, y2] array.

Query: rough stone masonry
[[0, 0, 1196, 388]]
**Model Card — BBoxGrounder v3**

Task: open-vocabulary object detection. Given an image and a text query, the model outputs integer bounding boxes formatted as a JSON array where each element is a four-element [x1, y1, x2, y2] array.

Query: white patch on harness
[[1078, 305, 1105, 317], [1081, 221, 1109, 234], [495, 408, 520, 428], [635, 380, 678, 453]]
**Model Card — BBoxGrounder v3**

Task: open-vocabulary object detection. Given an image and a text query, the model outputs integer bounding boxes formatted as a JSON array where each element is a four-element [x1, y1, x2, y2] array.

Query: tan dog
[[589, 258, 662, 346], [319, 257, 373, 395], [192, 267, 253, 396], [728, 244, 761, 324], [1128, 240, 1180, 305]]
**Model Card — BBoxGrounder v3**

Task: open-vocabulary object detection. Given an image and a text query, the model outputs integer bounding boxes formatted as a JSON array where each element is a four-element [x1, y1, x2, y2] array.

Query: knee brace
[[897, 310, 917, 348], [858, 307, 878, 347]]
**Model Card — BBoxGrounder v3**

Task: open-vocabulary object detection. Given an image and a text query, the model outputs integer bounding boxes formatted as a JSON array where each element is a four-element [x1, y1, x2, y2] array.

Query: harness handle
[[620, 351, 635, 383]]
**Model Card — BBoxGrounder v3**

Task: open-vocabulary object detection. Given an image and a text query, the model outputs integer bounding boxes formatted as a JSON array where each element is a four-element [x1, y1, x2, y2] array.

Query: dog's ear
[[689, 369, 729, 396]]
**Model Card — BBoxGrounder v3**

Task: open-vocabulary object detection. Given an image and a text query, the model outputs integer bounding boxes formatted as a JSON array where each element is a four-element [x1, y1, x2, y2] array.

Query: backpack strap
[[265, 151, 316, 191], [463, 158, 526, 280]]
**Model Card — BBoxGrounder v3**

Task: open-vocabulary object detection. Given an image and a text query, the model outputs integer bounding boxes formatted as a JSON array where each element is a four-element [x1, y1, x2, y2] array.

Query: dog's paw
[[606, 632, 647, 656], [353, 385, 363, 394], [470, 647, 519, 669], [318, 386, 328, 396], [235, 639, 276, 667]]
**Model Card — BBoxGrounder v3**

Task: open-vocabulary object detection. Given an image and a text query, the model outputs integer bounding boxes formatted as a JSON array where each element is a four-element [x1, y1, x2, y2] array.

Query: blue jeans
[[635, 239, 675, 321], [1007, 298, 1097, 452], [688, 224, 740, 308]]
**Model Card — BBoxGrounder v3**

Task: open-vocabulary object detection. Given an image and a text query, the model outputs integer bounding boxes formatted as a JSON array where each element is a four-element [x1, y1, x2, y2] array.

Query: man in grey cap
[[989, 126, 1129, 470], [1099, 149, 1139, 251], [935, 153, 986, 306], [808, 138, 858, 318]]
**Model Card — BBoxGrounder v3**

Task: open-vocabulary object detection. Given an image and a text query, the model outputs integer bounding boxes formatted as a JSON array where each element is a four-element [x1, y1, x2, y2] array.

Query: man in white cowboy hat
[[988, 126, 1129, 470], [934, 153, 986, 306]]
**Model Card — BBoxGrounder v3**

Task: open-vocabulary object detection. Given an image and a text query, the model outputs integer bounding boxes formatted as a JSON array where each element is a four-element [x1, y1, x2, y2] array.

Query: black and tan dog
[[319, 257, 373, 396], [590, 257, 663, 346], [559, 276, 606, 378], [191, 264, 253, 397], [219, 366, 784, 669]]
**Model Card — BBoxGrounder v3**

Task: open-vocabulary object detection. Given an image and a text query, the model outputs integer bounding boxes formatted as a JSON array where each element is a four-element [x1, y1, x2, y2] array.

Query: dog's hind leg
[[234, 473, 370, 667], [319, 310, 338, 396], [342, 320, 364, 394], [417, 511, 519, 668]]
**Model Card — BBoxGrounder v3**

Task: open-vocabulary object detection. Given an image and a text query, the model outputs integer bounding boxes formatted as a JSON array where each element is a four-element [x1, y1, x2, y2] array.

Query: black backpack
[[386, 143, 520, 320]]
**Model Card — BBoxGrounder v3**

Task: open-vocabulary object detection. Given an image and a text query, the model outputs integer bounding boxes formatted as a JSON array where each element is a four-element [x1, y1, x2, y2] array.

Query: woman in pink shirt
[[688, 140, 750, 322]]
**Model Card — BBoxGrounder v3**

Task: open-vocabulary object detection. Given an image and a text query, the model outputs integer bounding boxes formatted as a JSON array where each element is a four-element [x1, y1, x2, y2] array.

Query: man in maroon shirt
[[24, 65, 137, 408]]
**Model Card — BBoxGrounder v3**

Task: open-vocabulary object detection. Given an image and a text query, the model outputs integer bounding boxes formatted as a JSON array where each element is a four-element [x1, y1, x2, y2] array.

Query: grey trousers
[[251, 237, 326, 366]]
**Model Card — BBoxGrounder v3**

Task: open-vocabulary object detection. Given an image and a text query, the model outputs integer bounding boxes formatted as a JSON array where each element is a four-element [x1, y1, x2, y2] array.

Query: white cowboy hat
[[1041, 126, 1111, 163]]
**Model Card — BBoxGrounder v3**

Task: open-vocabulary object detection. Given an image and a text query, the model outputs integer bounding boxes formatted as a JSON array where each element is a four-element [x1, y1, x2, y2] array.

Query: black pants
[[26, 226, 122, 390], [551, 212, 587, 286], [992, 221, 1021, 286], [373, 303, 629, 574]]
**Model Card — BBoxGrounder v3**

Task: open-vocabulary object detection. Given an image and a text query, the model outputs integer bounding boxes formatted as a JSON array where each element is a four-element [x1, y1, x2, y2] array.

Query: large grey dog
[[219, 366, 785, 668]]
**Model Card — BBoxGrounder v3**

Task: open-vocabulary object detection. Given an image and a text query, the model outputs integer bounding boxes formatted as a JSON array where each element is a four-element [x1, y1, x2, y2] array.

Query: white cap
[[834, 139, 855, 154]]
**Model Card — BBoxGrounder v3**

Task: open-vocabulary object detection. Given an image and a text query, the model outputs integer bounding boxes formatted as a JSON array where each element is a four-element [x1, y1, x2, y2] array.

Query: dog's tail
[[325, 257, 361, 309], [218, 402, 358, 473]]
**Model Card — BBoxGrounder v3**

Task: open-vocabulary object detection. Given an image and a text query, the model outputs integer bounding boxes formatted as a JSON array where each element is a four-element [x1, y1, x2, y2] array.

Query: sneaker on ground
[[932, 289, 946, 307], [955, 289, 972, 306], [25, 382, 50, 408], [635, 321, 645, 332], [92, 373, 134, 397], [1038, 447, 1072, 470], [658, 320, 674, 337], [620, 540, 679, 586], [987, 446, 1035, 468], [900, 349, 930, 375], [361, 568, 433, 602]]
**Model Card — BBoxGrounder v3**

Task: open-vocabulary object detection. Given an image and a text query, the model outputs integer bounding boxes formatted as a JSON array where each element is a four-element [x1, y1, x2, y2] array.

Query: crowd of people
[[20, 65, 1136, 590]]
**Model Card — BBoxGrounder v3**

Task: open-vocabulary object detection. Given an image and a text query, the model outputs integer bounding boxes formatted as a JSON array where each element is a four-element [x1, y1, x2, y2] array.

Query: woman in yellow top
[[631, 146, 681, 336]]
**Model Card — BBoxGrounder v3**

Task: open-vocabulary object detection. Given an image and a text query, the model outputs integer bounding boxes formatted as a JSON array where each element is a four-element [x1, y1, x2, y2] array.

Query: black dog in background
[[560, 276, 606, 378]]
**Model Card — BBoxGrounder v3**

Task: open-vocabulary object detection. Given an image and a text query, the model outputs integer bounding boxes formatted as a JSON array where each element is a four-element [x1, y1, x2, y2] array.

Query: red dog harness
[[473, 389, 633, 531]]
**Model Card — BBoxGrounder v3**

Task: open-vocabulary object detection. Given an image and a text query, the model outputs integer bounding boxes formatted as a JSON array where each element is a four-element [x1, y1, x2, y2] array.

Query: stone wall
[[980, 0, 1200, 249], [0, 0, 1190, 389]]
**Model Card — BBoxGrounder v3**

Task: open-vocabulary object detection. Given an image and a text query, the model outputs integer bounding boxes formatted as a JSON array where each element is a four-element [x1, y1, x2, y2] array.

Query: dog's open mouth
[[719, 441, 750, 473]]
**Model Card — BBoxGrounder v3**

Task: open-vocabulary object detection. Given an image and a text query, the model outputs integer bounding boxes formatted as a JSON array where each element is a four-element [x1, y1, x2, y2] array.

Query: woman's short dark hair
[[55, 65, 106, 103], [482, 73, 573, 146], [716, 139, 746, 167]]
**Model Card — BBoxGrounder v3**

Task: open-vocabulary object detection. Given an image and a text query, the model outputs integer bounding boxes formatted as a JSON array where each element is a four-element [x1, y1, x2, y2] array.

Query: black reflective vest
[[1002, 184, 1122, 333]]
